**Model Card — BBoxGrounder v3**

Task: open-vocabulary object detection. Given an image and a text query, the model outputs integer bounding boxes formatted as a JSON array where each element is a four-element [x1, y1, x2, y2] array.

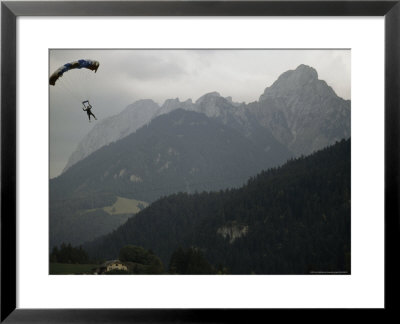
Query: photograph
[[49, 49, 351, 275]]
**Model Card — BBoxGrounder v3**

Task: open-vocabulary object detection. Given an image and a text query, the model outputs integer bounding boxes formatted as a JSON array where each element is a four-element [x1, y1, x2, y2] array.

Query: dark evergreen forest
[[84, 139, 351, 274]]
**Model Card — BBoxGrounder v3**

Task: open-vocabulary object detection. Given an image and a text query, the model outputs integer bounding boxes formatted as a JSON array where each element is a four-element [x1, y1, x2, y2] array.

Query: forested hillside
[[85, 139, 351, 274]]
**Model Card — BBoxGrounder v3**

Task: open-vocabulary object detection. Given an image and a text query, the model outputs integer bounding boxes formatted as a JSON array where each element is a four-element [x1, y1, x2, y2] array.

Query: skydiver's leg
[[87, 111, 91, 122], [90, 112, 97, 120]]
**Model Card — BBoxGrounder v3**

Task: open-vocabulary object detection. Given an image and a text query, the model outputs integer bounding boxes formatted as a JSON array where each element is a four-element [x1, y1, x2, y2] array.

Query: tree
[[169, 247, 215, 274], [119, 245, 164, 274], [49, 243, 89, 264]]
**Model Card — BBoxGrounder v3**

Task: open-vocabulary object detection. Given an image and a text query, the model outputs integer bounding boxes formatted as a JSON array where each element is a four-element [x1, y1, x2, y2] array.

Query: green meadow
[[83, 196, 148, 216], [103, 196, 148, 215], [49, 263, 99, 275]]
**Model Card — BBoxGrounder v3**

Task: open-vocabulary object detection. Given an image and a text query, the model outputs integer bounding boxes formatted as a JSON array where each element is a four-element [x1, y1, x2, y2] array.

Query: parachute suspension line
[[59, 69, 94, 102], [70, 70, 86, 100], [78, 69, 89, 102], [58, 76, 83, 104], [81, 68, 95, 102]]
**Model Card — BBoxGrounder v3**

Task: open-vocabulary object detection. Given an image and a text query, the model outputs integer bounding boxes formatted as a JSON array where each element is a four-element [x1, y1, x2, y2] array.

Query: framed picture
[[1, 0, 399, 322]]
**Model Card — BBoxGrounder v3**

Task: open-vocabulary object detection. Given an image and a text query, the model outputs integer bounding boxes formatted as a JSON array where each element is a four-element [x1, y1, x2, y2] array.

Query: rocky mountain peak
[[279, 64, 318, 84], [294, 64, 318, 79], [259, 64, 324, 101], [250, 64, 350, 156], [162, 97, 180, 106], [158, 97, 196, 116], [123, 99, 158, 112], [160, 98, 182, 114], [195, 91, 222, 104]]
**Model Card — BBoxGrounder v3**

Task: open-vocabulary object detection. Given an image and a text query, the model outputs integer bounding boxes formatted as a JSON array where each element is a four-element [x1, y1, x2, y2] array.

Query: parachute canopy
[[49, 59, 100, 86]]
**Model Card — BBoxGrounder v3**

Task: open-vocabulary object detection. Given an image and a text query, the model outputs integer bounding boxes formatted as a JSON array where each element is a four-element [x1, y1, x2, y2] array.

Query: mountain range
[[63, 64, 350, 172], [51, 108, 290, 203]]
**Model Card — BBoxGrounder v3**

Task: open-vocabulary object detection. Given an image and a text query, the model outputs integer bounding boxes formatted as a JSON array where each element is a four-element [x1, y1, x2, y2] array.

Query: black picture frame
[[1, 0, 399, 322]]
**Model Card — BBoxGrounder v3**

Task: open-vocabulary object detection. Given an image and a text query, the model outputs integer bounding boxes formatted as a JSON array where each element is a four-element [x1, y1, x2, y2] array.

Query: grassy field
[[83, 196, 148, 216], [103, 196, 148, 215], [49, 263, 99, 275]]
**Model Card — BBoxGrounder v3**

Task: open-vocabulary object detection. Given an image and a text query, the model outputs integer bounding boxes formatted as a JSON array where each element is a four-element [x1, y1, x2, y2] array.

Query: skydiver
[[82, 100, 97, 122]]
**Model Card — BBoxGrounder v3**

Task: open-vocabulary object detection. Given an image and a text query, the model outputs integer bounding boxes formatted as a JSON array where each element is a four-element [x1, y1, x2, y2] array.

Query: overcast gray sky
[[49, 49, 350, 178]]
